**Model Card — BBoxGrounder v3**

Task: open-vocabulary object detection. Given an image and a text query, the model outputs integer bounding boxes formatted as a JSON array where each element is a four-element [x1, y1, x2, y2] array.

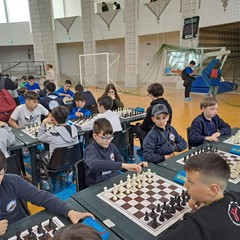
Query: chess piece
[[103, 187, 108, 198], [42, 230, 48, 240], [150, 208, 156, 218], [156, 203, 161, 212], [152, 172, 157, 181], [162, 201, 167, 210], [159, 210, 165, 222], [152, 217, 158, 229], [170, 201, 176, 214], [144, 212, 149, 221], [126, 181, 131, 194], [181, 195, 187, 206], [16, 229, 21, 240], [37, 223, 44, 234], [49, 218, 55, 228], [164, 206, 172, 219]]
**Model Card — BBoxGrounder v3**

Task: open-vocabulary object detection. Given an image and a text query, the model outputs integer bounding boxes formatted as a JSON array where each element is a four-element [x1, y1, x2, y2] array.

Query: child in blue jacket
[[143, 104, 187, 164], [68, 92, 91, 120]]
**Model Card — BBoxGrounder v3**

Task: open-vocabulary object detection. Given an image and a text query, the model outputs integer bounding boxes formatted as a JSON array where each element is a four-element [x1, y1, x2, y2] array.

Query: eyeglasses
[[0, 165, 8, 176], [97, 134, 114, 142]]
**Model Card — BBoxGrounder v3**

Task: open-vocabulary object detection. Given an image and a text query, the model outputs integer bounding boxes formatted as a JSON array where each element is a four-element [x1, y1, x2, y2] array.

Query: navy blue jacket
[[158, 191, 240, 240], [140, 98, 173, 132], [84, 141, 123, 186], [189, 113, 231, 147], [41, 93, 64, 112], [143, 125, 187, 164], [0, 174, 73, 224]]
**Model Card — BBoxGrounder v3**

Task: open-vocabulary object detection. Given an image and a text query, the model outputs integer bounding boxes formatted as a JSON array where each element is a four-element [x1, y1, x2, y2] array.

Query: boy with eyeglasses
[[84, 118, 147, 187], [0, 150, 94, 237], [8, 91, 50, 128]]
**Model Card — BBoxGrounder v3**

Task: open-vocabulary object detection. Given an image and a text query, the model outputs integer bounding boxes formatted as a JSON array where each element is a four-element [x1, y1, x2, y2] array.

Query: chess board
[[8, 217, 65, 240], [68, 116, 93, 127], [115, 108, 146, 120], [97, 172, 191, 237], [22, 123, 53, 139], [176, 149, 240, 184], [224, 132, 240, 146]]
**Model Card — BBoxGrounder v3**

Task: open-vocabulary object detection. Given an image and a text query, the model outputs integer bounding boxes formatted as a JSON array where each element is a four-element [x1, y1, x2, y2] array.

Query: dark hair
[[20, 87, 28, 95], [21, 75, 27, 81], [147, 83, 164, 97], [73, 92, 86, 102], [52, 223, 101, 240], [93, 118, 113, 135], [43, 80, 50, 87], [46, 82, 56, 92], [0, 150, 7, 171], [200, 97, 218, 109], [65, 80, 72, 85], [184, 152, 230, 191], [103, 84, 121, 101], [25, 91, 39, 101], [75, 84, 84, 92], [97, 96, 113, 110], [52, 106, 69, 124], [46, 64, 53, 68], [28, 75, 35, 80], [190, 60, 196, 65]]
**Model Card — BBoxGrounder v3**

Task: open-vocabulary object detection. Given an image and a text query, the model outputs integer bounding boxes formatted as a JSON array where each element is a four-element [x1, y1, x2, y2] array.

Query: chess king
[[0, 151, 93, 237]]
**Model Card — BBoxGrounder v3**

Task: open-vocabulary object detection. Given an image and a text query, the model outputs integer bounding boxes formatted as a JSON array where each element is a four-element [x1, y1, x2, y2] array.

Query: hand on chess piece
[[67, 210, 95, 224], [139, 161, 148, 168], [75, 112, 84, 118], [0, 219, 8, 236], [122, 163, 142, 173]]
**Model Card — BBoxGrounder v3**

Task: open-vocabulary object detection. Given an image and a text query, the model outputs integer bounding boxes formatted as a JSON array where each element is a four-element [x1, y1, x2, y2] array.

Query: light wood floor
[[28, 87, 240, 214]]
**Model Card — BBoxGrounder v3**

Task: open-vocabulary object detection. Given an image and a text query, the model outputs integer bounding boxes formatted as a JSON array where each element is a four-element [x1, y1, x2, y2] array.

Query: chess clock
[[230, 145, 240, 155], [174, 170, 187, 185]]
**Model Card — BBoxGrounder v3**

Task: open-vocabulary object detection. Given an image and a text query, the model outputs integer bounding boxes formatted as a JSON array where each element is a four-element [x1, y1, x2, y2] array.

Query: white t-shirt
[[11, 104, 49, 127]]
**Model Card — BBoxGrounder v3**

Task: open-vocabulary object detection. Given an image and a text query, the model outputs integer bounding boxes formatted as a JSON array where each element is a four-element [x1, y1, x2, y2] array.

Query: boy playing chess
[[0, 151, 93, 237], [158, 152, 240, 240], [188, 97, 231, 148], [68, 92, 91, 120], [143, 104, 187, 164], [84, 118, 147, 187], [8, 91, 50, 128]]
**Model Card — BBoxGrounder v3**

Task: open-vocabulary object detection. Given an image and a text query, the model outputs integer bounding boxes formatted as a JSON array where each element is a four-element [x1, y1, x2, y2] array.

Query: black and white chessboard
[[224, 131, 240, 146], [22, 123, 53, 139], [8, 216, 65, 240], [68, 116, 93, 127], [176, 147, 240, 184], [97, 171, 191, 237], [114, 108, 146, 120]]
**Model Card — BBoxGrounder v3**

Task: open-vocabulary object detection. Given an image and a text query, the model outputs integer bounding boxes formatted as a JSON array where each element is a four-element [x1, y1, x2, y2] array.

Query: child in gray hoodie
[[38, 106, 78, 157]]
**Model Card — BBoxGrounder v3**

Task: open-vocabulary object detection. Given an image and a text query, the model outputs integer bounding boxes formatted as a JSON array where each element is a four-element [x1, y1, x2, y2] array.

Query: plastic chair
[[75, 159, 87, 192]]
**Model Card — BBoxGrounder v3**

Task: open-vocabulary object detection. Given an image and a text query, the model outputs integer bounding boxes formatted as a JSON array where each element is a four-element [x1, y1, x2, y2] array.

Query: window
[[0, 0, 7, 23]]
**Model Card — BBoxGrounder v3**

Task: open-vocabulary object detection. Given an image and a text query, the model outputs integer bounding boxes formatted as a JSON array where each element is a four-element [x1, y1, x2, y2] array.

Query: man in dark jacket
[[158, 152, 240, 240], [188, 97, 231, 148]]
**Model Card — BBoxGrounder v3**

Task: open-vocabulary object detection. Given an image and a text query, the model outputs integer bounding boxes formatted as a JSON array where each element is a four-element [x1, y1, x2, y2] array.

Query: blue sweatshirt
[[84, 141, 123, 186], [189, 113, 231, 147], [0, 174, 73, 224], [55, 87, 74, 99], [68, 106, 91, 120], [143, 125, 187, 164]]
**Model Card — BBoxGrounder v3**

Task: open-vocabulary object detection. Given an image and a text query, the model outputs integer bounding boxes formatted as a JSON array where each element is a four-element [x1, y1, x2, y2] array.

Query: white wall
[[57, 42, 83, 84]]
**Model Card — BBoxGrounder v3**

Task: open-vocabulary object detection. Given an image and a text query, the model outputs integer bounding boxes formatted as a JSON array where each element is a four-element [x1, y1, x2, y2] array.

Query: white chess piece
[[137, 180, 142, 189], [103, 187, 108, 198], [152, 172, 157, 181], [126, 180, 131, 194]]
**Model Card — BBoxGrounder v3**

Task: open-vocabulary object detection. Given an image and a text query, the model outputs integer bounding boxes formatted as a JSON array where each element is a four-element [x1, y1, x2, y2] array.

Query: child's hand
[[205, 134, 219, 142], [75, 112, 83, 117], [42, 117, 52, 125], [165, 153, 175, 160], [67, 210, 94, 224], [122, 163, 142, 173], [188, 198, 204, 211], [0, 219, 8, 236], [0, 121, 6, 128], [139, 162, 148, 168]]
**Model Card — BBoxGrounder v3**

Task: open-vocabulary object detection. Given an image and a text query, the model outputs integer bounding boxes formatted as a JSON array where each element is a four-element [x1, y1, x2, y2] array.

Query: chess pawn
[[103, 187, 108, 198], [152, 172, 157, 181], [126, 181, 131, 194], [142, 172, 146, 185], [127, 174, 131, 181], [137, 180, 142, 189]]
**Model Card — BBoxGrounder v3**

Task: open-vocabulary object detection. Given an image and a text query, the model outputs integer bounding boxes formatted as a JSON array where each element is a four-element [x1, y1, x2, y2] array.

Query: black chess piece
[[144, 211, 149, 221], [159, 210, 165, 222], [188, 153, 191, 158], [48, 218, 55, 228], [151, 217, 158, 229], [181, 190, 186, 198], [169, 200, 176, 214], [16, 229, 21, 240], [183, 156, 187, 162], [162, 201, 167, 210], [164, 206, 172, 219], [52, 227, 58, 236], [156, 203, 161, 212], [181, 195, 187, 206], [37, 223, 44, 234], [175, 196, 182, 211], [150, 207, 156, 218]]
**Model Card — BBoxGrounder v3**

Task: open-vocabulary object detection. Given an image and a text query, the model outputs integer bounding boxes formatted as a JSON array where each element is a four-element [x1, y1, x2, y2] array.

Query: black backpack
[[181, 68, 187, 81]]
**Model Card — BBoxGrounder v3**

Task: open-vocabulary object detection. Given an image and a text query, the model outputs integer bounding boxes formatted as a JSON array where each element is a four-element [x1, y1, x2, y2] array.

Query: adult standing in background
[[102, 2, 109, 12], [43, 64, 56, 83]]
